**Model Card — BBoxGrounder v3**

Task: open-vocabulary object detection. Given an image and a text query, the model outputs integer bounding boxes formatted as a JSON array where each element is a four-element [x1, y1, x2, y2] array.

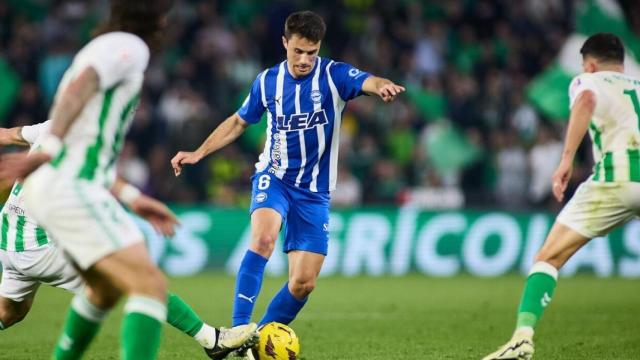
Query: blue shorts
[[249, 172, 330, 255]]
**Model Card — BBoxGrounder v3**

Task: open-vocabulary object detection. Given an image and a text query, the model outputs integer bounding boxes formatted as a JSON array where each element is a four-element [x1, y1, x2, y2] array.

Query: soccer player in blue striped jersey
[[172, 10, 404, 354]]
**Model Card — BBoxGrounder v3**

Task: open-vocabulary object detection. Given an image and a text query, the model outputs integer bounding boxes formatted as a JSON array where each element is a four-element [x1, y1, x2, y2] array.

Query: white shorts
[[0, 244, 83, 302], [22, 166, 144, 270], [557, 180, 640, 238]]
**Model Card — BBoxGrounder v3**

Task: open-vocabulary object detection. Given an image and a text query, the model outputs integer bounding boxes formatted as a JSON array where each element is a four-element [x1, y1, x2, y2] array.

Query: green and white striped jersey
[[51, 31, 148, 187], [569, 71, 640, 182], [1, 121, 52, 251]]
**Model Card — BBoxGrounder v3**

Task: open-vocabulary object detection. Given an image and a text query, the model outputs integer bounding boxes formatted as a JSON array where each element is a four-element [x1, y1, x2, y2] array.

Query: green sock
[[167, 292, 218, 348], [53, 294, 109, 360], [167, 292, 204, 336], [121, 295, 167, 360], [516, 261, 558, 330]]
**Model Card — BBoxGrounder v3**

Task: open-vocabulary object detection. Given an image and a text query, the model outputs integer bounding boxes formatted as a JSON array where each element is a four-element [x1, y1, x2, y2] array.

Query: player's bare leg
[[87, 243, 167, 300], [0, 296, 34, 329], [287, 250, 324, 301], [534, 222, 591, 268], [82, 270, 123, 309], [51, 266, 118, 360], [52, 243, 166, 360], [91, 243, 167, 360], [207, 209, 282, 360], [483, 222, 590, 360], [256, 250, 324, 326], [249, 208, 283, 258], [236, 248, 325, 359]]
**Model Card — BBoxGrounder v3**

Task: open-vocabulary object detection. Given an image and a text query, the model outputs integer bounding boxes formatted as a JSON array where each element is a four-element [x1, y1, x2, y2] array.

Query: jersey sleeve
[[21, 120, 52, 145], [86, 33, 150, 90], [329, 62, 371, 101], [237, 72, 266, 124], [568, 73, 610, 117], [569, 73, 600, 109]]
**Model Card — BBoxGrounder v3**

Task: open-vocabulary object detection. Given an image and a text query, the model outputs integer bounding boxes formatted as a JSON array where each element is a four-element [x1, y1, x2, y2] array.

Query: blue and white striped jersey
[[238, 58, 370, 192]]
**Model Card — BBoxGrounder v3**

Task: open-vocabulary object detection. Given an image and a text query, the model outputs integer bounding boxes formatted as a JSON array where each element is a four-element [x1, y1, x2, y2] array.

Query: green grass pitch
[[2, 274, 639, 359]]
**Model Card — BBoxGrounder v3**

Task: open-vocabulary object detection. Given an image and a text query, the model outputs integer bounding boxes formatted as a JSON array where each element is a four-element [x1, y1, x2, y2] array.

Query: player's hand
[[0, 151, 50, 188], [378, 82, 405, 102], [171, 151, 203, 177], [129, 194, 179, 236], [552, 158, 573, 202]]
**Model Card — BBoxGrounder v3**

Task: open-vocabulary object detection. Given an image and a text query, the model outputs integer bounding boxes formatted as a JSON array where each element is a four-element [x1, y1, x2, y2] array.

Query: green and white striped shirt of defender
[[569, 71, 640, 182], [0, 121, 52, 252], [51, 31, 148, 187]]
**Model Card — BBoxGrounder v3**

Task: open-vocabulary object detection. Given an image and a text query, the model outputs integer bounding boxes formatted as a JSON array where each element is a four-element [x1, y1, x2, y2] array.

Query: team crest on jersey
[[310, 90, 322, 104], [276, 109, 329, 131], [255, 192, 268, 203]]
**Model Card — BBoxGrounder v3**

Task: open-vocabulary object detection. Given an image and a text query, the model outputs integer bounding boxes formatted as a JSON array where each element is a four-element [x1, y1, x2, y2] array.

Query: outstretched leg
[[52, 283, 115, 360], [93, 243, 167, 360], [483, 222, 590, 360], [515, 223, 590, 333], [52, 242, 167, 360], [0, 256, 40, 330]]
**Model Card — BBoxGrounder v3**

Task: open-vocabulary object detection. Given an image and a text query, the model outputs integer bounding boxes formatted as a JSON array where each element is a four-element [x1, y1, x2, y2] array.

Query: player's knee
[[143, 268, 167, 298], [252, 234, 276, 257], [289, 276, 316, 299], [0, 302, 29, 328], [533, 252, 563, 269], [0, 312, 21, 328], [127, 266, 167, 299], [535, 249, 556, 263], [85, 286, 120, 310]]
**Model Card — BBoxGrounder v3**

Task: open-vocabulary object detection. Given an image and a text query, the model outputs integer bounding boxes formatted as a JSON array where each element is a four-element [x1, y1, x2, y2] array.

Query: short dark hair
[[284, 11, 326, 43], [94, 0, 174, 50], [580, 33, 625, 64]]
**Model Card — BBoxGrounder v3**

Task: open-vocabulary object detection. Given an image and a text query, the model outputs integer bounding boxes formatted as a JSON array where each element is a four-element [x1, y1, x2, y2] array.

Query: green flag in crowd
[[527, 0, 640, 121]]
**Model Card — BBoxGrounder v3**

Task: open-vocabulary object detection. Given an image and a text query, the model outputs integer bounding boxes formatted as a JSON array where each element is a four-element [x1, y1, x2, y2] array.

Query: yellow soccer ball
[[255, 322, 300, 360]]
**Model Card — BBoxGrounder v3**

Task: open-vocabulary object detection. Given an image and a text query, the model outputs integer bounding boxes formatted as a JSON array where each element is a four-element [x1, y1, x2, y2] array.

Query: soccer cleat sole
[[231, 332, 260, 359], [482, 339, 534, 360]]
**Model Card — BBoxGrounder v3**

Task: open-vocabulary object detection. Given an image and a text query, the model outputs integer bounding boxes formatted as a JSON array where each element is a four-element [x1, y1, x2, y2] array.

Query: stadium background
[[2, 0, 640, 278], [0, 0, 640, 277], [3, 1, 640, 359]]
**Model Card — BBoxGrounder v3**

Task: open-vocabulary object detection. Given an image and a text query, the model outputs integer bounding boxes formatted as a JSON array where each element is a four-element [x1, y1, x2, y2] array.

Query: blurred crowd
[[1, 0, 595, 210]]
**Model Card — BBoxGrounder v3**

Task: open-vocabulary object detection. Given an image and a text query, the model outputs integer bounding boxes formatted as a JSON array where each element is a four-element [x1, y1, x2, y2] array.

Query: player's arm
[[0, 68, 99, 184], [552, 90, 596, 202], [361, 76, 406, 102], [46, 34, 147, 146], [171, 113, 249, 176], [0, 69, 102, 181], [0, 35, 147, 185], [111, 177, 179, 236], [0, 127, 29, 146], [48, 68, 100, 142], [172, 69, 264, 176]]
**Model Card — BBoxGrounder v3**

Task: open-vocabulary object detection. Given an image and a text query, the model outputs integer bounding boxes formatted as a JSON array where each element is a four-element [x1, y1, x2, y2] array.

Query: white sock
[[514, 326, 534, 339], [72, 293, 109, 322], [195, 323, 218, 349]]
